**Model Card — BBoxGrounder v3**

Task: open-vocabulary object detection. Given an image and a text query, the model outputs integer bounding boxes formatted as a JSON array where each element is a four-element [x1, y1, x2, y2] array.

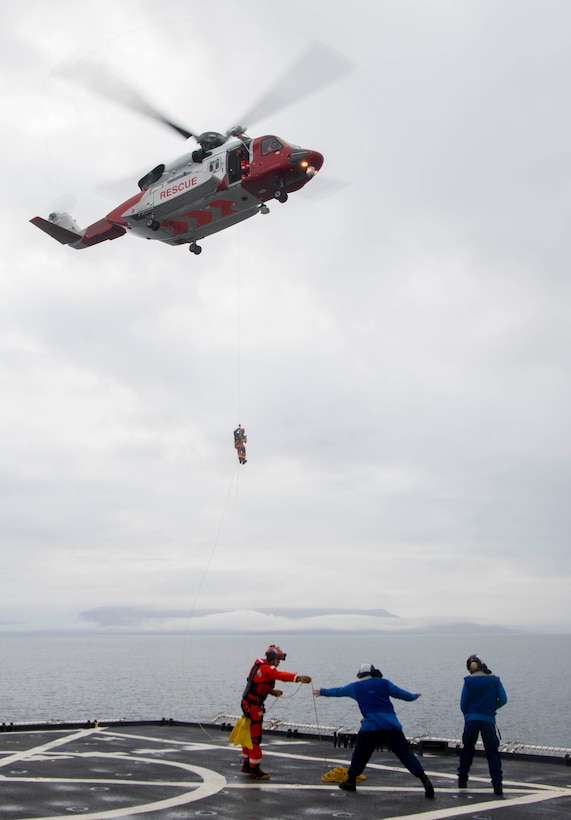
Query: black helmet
[[266, 644, 286, 663], [356, 663, 383, 679], [466, 655, 492, 674]]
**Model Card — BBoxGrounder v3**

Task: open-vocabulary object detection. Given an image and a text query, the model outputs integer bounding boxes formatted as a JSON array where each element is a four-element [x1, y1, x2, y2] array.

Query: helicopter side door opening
[[227, 145, 251, 185]]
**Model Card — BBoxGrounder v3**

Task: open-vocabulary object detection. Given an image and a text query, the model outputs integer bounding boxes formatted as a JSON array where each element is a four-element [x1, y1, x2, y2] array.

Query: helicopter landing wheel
[[274, 190, 288, 203], [146, 218, 160, 231], [189, 242, 202, 255]]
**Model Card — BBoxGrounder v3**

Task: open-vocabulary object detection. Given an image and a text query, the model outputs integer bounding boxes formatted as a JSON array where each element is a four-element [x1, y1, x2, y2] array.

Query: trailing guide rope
[[181, 460, 240, 739], [181, 232, 333, 774], [181, 228, 247, 738]]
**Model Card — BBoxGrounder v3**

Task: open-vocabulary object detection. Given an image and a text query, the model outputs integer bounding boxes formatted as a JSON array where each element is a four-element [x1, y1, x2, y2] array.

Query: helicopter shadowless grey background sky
[[1, 0, 570, 634]]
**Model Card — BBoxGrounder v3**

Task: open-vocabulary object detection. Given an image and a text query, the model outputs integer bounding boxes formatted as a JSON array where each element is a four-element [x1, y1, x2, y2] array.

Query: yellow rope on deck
[[321, 766, 367, 783]]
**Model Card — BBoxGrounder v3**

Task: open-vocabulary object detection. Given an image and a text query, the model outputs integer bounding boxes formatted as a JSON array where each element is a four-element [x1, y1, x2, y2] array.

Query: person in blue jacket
[[457, 655, 507, 796], [313, 663, 434, 798]]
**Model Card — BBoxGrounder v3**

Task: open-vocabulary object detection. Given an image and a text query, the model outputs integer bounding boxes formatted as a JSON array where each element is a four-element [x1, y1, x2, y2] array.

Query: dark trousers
[[457, 719, 503, 786], [348, 728, 425, 779]]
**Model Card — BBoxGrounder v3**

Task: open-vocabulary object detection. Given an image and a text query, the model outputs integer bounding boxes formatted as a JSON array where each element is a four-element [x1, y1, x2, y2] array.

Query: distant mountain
[[79, 605, 520, 634], [79, 605, 397, 628], [254, 607, 397, 619], [420, 621, 520, 635]]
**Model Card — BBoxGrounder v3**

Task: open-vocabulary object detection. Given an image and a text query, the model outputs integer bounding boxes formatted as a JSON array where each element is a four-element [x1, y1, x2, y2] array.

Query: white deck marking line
[[226, 782, 571, 819], [75, 730, 571, 792], [0, 776, 199, 787], [235, 745, 571, 794], [0, 731, 227, 820], [101, 729, 217, 747], [228, 783, 533, 792], [15, 759, 225, 820], [372, 786, 571, 820], [95, 731, 571, 804], [4, 728, 568, 820], [0, 728, 100, 767], [0, 778, 534, 793]]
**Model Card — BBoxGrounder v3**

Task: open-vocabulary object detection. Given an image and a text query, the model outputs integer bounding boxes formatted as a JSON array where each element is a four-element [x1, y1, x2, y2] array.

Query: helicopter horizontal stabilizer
[[30, 216, 83, 246]]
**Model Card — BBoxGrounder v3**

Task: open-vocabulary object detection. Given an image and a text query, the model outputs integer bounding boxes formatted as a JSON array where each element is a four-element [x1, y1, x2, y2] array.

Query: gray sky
[[2, 0, 570, 633]]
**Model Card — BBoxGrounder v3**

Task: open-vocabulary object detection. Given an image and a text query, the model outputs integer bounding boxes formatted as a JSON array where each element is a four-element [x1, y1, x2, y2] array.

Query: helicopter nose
[[290, 148, 324, 177], [307, 149, 324, 171], [305, 149, 324, 179]]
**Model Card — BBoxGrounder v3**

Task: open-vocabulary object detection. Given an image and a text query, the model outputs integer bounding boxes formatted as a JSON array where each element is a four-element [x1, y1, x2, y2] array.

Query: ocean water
[[0, 632, 569, 748]]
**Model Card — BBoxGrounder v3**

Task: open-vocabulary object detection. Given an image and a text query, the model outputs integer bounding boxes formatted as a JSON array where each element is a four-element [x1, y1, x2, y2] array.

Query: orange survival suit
[[240, 645, 310, 779], [234, 426, 247, 464]]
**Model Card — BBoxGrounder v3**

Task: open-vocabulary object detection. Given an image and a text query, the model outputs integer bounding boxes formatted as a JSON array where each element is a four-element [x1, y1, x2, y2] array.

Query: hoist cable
[[181, 230, 246, 739], [237, 228, 242, 426]]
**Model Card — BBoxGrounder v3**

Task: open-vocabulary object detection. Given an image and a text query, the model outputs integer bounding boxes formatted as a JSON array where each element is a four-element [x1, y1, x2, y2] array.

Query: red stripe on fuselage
[[182, 199, 236, 226], [207, 199, 236, 217], [161, 220, 189, 236], [182, 210, 213, 227]]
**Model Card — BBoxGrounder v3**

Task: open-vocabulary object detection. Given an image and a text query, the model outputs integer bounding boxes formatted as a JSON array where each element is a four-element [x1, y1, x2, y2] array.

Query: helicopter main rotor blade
[[233, 40, 354, 131], [54, 61, 197, 140]]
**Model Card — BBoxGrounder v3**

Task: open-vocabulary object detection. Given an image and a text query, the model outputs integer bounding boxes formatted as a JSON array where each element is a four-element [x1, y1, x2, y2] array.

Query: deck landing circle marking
[[3, 749, 226, 819]]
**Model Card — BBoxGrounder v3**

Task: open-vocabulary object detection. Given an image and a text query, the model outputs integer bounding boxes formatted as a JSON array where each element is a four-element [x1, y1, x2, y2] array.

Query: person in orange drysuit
[[240, 644, 312, 779], [233, 425, 247, 464]]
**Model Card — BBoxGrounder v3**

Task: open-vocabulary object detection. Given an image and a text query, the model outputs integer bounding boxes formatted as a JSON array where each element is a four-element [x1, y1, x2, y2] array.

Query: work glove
[[271, 689, 283, 697], [297, 675, 312, 684]]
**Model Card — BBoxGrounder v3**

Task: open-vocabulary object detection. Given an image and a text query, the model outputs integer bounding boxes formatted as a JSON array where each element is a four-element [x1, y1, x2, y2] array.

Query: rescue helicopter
[[31, 42, 352, 256]]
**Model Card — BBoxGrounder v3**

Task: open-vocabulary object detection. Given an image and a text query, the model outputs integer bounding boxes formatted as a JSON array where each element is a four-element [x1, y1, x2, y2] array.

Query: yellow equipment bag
[[228, 715, 253, 749]]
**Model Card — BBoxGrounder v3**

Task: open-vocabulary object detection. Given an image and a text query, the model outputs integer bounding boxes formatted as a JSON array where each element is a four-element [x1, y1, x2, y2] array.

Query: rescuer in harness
[[240, 644, 312, 780], [233, 425, 247, 464]]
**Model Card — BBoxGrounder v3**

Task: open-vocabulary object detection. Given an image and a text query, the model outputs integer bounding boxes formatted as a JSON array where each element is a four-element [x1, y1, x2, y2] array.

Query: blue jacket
[[319, 677, 419, 732], [460, 672, 507, 724]]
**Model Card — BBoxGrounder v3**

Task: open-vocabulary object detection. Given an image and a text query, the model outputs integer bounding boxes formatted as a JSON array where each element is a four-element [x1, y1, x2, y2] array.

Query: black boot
[[419, 772, 435, 799], [249, 765, 270, 780], [339, 773, 357, 792]]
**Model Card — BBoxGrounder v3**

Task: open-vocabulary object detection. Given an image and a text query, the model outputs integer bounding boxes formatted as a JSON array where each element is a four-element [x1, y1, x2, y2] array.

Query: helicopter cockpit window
[[261, 137, 284, 155]]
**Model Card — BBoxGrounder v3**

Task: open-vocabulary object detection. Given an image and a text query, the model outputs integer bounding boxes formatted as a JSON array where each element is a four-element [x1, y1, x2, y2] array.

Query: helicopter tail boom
[[30, 212, 126, 249]]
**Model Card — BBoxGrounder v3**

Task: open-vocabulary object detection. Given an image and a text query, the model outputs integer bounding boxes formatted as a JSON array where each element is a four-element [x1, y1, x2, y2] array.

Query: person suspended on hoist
[[234, 425, 247, 464], [240, 644, 312, 780]]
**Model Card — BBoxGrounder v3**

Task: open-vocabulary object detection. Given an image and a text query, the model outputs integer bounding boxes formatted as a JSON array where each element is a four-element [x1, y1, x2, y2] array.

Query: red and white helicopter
[[31, 42, 352, 255]]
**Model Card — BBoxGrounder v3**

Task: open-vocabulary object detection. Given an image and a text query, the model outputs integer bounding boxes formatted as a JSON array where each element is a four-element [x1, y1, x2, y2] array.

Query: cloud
[[1, 0, 570, 634]]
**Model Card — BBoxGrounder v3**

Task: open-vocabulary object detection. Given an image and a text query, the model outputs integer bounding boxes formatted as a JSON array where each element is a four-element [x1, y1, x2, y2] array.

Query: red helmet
[[265, 644, 286, 663]]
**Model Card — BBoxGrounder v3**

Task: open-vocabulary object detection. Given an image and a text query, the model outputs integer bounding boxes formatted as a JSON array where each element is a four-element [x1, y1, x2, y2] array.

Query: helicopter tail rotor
[[30, 212, 83, 246]]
